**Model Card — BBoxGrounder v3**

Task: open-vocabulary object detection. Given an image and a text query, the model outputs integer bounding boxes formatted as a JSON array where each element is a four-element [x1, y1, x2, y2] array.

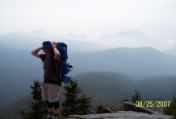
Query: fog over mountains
[[0, 30, 176, 109], [1, 30, 176, 51]]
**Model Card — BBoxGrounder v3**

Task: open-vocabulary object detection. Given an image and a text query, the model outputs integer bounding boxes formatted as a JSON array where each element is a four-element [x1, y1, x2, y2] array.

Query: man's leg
[[48, 84, 60, 119], [53, 101, 60, 119], [42, 84, 53, 119], [46, 101, 53, 119]]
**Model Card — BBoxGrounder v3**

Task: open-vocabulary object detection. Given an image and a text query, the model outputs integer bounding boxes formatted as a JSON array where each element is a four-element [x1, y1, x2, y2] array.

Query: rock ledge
[[67, 111, 173, 119]]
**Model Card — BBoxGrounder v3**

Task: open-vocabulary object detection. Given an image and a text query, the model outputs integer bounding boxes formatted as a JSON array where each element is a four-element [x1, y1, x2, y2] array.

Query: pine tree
[[96, 104, 104, 114], [119, 99, 129, 111], [62, 80, 81, 116], [164, 95, 176, 118], [21, 80, 47, 119], [131, 90, 141, 103], [62, 80, 92, 116], [77, 93, 92, 115]]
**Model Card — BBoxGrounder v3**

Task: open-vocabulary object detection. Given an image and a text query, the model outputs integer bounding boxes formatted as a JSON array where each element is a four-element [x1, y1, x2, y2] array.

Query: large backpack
[[56, 42, 72, 84]]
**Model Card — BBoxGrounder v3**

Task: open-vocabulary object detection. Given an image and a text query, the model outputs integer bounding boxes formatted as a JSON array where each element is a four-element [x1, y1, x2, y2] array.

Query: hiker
[[31, 41, 61, 119]]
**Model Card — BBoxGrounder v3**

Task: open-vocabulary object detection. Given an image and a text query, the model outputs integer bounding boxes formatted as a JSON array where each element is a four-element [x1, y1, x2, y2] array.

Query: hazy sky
[[0, 0, 176, 38]]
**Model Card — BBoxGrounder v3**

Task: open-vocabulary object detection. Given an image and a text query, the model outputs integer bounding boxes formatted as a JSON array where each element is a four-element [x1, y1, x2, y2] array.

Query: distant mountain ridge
[[70, 47, 176, 79], [74, 72, 176, 106], [0, 32, 109, 52], [1, 30, 175, 52], [100, 30, 150, 40]]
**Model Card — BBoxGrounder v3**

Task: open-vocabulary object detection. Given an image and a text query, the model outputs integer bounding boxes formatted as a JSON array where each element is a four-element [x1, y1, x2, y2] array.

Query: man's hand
[[52, 42, 57, 49], [52, 42, 60, 60]]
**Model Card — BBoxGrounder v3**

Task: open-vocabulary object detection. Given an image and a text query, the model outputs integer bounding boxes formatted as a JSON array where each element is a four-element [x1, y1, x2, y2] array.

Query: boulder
[[102, 108, 114, 113], [123, 102, 157, 114]]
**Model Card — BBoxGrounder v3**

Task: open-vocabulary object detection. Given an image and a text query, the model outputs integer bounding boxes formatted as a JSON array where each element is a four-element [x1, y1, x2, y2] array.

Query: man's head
[[42, 41, 52, 56], [42, 41, 52, 49]]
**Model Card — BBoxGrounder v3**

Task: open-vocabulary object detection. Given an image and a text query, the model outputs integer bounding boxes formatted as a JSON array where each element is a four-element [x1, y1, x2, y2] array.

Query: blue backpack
[[56, 42, 72, 84]]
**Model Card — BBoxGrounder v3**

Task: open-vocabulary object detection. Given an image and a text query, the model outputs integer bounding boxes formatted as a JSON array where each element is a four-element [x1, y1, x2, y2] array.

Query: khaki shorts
[[42, 83, 60, 103]]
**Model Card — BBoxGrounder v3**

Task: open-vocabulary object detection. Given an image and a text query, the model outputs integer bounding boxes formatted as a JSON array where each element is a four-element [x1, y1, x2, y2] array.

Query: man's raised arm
[[31, 47, 42, 58]]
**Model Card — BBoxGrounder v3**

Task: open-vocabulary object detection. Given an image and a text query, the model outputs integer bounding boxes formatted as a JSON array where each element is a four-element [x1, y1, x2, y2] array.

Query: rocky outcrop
[[102, 108, 114, 113], [123, 102, 156, 114], [66, 102, 173, 119], [67, 111, 173, 119]]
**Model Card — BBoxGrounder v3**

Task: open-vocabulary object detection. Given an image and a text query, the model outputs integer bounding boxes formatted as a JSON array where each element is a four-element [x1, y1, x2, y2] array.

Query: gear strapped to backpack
[[41, 41, 73, 85]]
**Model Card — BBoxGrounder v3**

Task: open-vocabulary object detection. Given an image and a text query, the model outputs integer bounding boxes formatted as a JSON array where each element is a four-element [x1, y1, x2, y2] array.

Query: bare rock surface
[[123, 102, 157, 114], [67, 111, 173, 119]]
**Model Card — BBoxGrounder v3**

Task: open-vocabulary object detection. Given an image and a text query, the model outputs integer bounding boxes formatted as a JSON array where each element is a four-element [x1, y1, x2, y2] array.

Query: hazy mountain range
[[1, 30, 176, 51], [70, 47, 176, 79], [0, 31, 176, 118], [74, 72, 176, 108], [0, 31, 108, 52]]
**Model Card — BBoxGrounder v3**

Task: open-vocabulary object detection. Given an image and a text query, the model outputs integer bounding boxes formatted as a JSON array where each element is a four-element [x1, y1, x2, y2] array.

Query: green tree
[[96, 104, 116, 113], [119, 99, 129, 111], [131, 90, 141, 103], [77, 93, 92, 115], [164, 95, 176, 119], [21, 80, 47, 119], [96, 104, 104, 114], [62, 80, 92, 116]]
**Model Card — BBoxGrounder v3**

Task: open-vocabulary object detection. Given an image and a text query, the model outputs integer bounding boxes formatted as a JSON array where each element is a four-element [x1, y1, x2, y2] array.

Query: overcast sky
[[0, 0, 176, 39]]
